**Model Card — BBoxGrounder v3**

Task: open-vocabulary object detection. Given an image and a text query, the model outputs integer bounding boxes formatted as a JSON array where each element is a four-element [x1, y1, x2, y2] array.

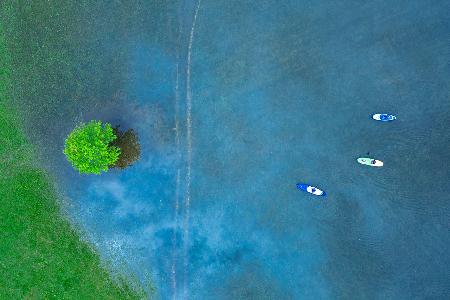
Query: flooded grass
[[2, 0, 450, 298], [0, 21, 147, 299]]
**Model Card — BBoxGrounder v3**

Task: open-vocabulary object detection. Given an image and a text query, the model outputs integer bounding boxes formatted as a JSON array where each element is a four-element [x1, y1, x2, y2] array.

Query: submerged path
[[171, 1, 202, 299], [182, 1, 201, 299]]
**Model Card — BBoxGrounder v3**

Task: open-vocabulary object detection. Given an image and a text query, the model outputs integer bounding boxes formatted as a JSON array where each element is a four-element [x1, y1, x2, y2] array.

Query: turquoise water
[[7, 0, 450, 299]]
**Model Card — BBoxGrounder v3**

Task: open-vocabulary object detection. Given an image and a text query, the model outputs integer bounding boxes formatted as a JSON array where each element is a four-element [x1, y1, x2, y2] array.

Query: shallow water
[[5, 0, 450, 299]]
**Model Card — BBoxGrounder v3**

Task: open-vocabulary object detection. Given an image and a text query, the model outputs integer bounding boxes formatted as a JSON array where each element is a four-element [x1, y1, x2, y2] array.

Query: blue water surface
[[14, 0, 450, 299]]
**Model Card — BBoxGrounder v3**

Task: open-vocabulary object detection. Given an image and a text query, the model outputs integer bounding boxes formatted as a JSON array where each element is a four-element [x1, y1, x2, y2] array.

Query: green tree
[[64, 120, 121, 174]]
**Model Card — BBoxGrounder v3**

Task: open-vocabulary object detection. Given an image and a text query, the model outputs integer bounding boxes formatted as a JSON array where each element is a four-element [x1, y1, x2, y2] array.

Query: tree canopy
[[63, 120, 121, 174]]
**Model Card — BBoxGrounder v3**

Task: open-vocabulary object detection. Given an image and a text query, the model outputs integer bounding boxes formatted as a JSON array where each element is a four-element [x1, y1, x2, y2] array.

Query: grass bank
[[0, 23, 146, 299]]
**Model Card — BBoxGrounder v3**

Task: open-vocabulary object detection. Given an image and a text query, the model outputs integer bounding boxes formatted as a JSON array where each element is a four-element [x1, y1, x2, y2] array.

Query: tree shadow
[[110, 125, 141, 169]]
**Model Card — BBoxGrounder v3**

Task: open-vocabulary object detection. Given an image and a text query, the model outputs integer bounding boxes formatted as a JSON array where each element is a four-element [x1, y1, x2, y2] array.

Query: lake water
[[5, 0, 450, 299]]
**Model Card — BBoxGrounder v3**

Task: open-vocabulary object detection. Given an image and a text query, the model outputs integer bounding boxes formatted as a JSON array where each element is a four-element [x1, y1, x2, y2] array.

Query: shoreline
[[0, 20, 147, 299]]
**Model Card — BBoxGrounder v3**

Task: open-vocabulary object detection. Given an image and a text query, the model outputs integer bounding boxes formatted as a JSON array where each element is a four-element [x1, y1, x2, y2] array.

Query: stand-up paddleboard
[[357, 157, 383, 167], [296, 183, 326, 196], [372, 113, 396, 121]]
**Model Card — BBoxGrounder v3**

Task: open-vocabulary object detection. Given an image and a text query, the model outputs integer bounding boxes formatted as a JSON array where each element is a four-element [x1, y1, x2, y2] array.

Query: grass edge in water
[[0, 20, 150, 300]]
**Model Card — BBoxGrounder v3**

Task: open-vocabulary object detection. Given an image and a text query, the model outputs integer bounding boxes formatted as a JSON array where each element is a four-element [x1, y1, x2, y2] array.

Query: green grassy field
[[0, 23, 146, 300]]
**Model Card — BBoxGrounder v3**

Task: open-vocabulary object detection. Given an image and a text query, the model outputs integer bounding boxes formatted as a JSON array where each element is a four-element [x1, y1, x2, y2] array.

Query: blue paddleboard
[[296, 183, 326, 196]]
